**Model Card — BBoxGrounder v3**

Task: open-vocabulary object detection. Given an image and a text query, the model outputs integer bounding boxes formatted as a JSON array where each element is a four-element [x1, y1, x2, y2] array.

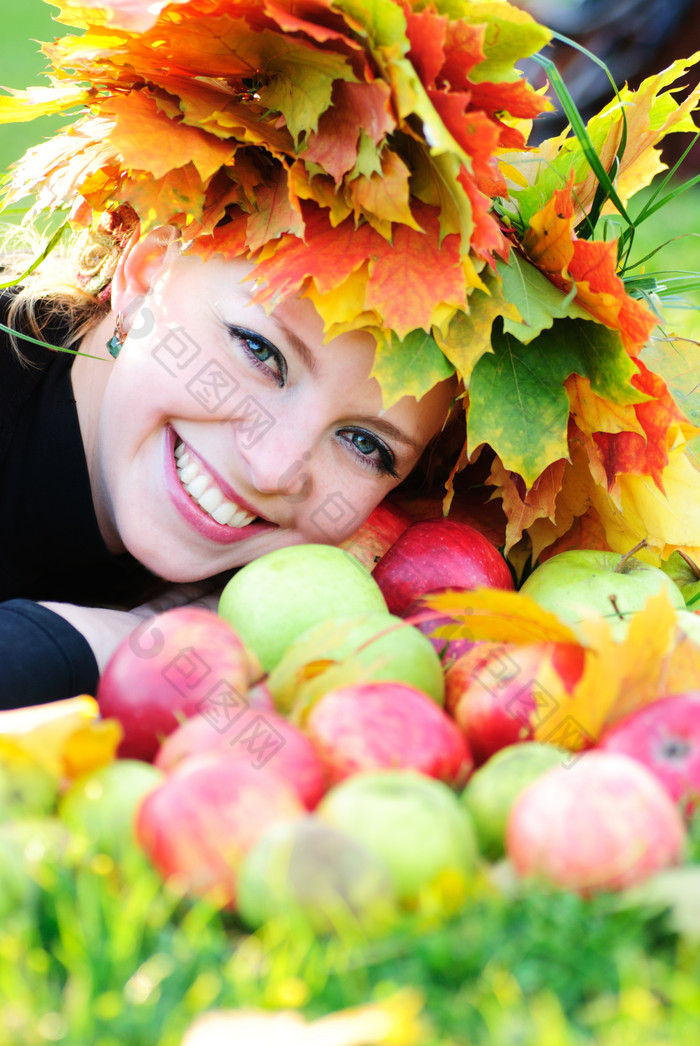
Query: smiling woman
[[2, 0, 546, 707]]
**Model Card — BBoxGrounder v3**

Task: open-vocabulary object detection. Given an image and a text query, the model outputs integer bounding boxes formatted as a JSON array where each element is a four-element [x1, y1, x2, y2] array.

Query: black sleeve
[[0, 600, 99, 709]]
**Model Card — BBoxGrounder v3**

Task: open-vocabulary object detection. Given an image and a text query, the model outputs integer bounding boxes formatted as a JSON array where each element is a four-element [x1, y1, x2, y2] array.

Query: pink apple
[[338, 499, 411, 571], [444, 641, 586, 766], [135, 754, 305, 907], [305, 681, 472, 787], [154, 704, 327, 809], [506, 751, 686, 895], [402, 587, 476, 667], [97, 607, 260, 762], [598, 692, 700, 815], [371, 518, 514, 616]]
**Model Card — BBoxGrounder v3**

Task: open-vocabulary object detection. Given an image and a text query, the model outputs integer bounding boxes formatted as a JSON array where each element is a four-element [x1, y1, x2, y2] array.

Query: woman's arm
[[0, 582, 224, 710]]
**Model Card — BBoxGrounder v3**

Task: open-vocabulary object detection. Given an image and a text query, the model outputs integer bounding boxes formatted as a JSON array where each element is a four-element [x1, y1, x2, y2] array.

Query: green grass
[[1, 818, 700, 1046]]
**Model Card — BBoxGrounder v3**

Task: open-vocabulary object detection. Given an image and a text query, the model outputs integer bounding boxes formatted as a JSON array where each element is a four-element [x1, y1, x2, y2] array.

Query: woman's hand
[[40, 578, 226, 676]]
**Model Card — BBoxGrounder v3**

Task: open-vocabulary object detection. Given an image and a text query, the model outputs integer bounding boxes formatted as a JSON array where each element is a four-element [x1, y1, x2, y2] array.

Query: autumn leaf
[[533, 590, 681, 747], [435, 272, 518, 383], [497, 252, 591, 344], [425, 588, 580, 645], [488, 456, 567, 554], [0, 695, 121, 781], [180, 988, 426, 1046], [303, 80, 395, 184], [370, 328, 456, 409]]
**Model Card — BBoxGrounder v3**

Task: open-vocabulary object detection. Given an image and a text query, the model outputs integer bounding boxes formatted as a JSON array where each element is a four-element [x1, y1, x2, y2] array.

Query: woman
[[0, 0, 551, 705]]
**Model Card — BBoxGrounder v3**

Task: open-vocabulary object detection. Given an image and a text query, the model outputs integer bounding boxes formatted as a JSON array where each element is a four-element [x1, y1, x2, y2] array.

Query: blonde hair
[[2, 205, 138, 356]]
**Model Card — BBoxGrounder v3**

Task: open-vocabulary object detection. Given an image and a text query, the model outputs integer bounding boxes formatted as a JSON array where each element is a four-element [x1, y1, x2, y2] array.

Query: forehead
[[163, 248, 455, 441]]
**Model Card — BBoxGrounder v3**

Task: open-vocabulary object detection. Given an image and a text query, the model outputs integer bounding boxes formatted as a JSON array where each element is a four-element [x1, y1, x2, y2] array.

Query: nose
[[236, 425, 315, 499]]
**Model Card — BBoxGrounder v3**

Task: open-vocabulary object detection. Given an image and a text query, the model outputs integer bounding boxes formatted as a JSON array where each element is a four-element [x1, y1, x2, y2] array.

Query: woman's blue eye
[[227, 325, 286, 385], [342, 429, 398, 478]]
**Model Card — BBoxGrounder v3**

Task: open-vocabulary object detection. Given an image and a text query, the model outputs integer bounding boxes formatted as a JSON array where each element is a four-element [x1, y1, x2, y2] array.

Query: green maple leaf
[[467, 318, 645, 486], [256, 37, 357, 142], [497, 253, 592, 343], [371, 328, 456, 408]]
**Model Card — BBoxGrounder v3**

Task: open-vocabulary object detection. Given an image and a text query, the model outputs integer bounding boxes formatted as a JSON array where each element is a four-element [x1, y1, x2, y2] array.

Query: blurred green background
[[0, 3, 64, 173]]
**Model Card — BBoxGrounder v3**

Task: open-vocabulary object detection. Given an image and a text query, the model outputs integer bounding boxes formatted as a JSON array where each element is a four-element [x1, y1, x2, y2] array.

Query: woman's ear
[[110, 225, 178, 327]]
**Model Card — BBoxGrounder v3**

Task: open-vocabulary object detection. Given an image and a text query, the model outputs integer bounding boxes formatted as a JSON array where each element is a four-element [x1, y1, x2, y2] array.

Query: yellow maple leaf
[[426, 588, 580, 645], [0, 696, 121, 781], [180, 989, 426, 1046], [533, 589, 680, 747]]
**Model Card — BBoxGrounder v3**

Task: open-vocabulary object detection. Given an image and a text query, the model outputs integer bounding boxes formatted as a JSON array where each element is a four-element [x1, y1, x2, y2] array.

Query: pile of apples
[[82, 504, 700, 934]]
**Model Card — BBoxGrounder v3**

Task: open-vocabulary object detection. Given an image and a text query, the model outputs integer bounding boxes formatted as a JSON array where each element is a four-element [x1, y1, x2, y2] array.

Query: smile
[[174, 439, 258, 527]]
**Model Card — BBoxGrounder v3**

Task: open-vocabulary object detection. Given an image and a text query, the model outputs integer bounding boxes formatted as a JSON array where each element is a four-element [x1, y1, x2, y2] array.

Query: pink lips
[[163, 426, 278, 545]]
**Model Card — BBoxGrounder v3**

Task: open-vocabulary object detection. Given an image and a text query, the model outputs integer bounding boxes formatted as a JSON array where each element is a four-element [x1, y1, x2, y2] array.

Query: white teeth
[[174, 438, 258, 528], [185, 475, 209, 500], [198, 487, 224, 514], [211, 502, 236, 526]]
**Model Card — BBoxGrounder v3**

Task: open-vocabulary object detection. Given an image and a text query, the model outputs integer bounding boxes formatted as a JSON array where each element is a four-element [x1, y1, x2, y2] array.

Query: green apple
[[236, 816, 399, 936], [218, 544, 388, 672], [461, 741, 568, 859], [267, 612, 445, 717], [520, 549, 685, 639], [676, 609, 700, 645], [317, 771, 478, 909], [59, 759, 164, 861]]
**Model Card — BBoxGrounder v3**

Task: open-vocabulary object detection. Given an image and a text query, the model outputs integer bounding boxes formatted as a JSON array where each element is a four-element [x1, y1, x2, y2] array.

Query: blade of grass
[[532, 50, 631, 238]]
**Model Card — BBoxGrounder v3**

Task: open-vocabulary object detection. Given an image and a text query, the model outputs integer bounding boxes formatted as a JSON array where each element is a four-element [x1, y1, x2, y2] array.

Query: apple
[[506, 751, 687, 895], [338, 499, 411, 571], [317, 770, 478, 908], [371, 518, 514, 616], [444, 641, 586, 765], [267, 611, 446, 718], [135, 754, 305, 907], [598, 692, 700, 815], [154, 705, 327, 809], [59, 759, 164, 860], [402, 588, 476, 667], [97, 606, 260, 762], [660, 550, 700, 606], [519, 550, 685, 639], [461, 741, 568, 858], [675, 610, 700, 645], [218, 544, 388, 673], [236, 816, 399, 935], [304, 681, 472, 787]]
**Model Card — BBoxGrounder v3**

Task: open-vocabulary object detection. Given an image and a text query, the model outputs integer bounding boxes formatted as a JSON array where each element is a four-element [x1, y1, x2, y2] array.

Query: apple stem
[[678, 550, 700, 579], [608, 595, 625, 620], [614, 539, 647, 574]]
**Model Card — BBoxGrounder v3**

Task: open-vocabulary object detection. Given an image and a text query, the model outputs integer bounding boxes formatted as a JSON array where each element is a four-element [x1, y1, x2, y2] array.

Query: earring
[[106, 314, 125, 358]]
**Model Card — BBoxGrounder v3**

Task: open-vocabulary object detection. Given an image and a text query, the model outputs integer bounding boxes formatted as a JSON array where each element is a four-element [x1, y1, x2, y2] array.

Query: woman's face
[[78, 239, 455, 582]]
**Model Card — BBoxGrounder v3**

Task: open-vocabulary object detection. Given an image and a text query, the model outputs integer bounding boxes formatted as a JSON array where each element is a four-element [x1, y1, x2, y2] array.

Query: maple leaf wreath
[[1, 0, 700, 568]]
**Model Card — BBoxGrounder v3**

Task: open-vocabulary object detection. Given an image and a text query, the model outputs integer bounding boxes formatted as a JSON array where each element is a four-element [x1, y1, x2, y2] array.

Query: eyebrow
[[270, 316, 319, 375]]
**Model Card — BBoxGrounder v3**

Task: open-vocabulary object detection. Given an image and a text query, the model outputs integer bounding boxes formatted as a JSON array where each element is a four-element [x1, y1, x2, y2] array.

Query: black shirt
[[0, 294, 156, 707]]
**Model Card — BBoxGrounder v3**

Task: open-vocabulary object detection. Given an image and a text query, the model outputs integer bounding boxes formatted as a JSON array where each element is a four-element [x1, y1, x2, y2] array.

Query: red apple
[[506, 751, 686, 895], [97, 607, 260, 762], [338, 499, 412, 571], [598, 692, 700, 815], [445, 641, 586, 765], [154, 704, 327, 809], [403, 588, 476, 667], [371, 518, 514, 616], [305, 681, 472, 787], [135, 754, 305, 907]]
